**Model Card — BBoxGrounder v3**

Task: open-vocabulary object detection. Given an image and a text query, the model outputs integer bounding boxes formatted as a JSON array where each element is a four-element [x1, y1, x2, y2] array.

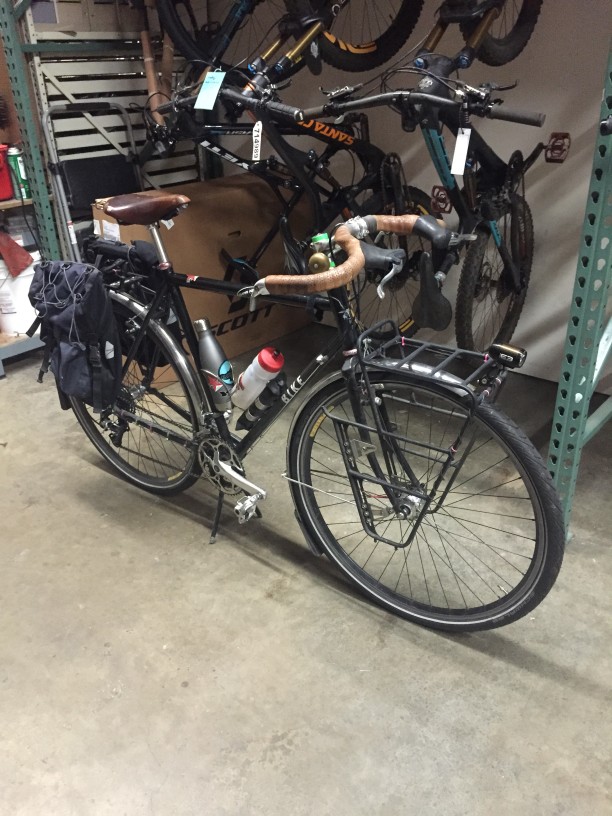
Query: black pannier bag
[[28, 260, 122, 412]]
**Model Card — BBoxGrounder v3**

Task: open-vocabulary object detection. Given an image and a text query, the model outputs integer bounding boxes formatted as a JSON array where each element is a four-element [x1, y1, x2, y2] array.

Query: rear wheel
[[158, 0, 284, 71], [455, 194, 533, 351], [288, 372, 564, 632], [354, 184, 433, 336], [70, 294, 201, 495], [460, 0, 543, 66]]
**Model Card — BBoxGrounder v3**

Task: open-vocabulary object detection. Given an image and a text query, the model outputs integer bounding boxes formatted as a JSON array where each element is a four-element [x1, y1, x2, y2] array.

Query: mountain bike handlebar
[[249, 214, 455, 296], [155, 86, 544, 129], [155, 87, 304, 122], [299, 91, 545, 128]]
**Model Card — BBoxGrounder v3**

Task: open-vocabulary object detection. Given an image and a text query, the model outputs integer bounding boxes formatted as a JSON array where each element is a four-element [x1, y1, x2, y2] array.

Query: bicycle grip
[[220, 87, 302, 121], [486, 103, 545, 128], [264, 100, 304, 122], [299, 104, 330, 120], [154, 95, 197, 115]]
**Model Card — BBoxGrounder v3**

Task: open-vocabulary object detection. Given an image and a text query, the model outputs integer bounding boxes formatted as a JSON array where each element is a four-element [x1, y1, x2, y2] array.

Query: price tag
[[194, 71, 226, 110], [252, 120, 263, 161], [450, 127, 471, 176], [102, 220, 120, 240]]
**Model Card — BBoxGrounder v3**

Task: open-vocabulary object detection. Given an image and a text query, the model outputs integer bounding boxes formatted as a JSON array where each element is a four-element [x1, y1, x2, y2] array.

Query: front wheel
[[455, 194, 533, 351], [70, 293, 202, 495], [288, 372, 564, 631], [319, 0, 424, 72], [460, 0, 543, 66]]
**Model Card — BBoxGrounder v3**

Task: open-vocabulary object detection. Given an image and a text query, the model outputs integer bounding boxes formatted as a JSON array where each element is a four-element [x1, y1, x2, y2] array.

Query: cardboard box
[[93, 175, 314, 359]]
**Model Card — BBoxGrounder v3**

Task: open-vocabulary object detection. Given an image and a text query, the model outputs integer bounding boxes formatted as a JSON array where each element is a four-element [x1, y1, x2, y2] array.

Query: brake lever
[[376, 258, 405, 300], [320, 83, 364, 101], [238, 280, 269, 311], [449, 232, 478, 248]]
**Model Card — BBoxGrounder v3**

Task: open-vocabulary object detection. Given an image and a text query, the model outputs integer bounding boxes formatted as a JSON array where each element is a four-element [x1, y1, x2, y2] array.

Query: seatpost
[[147, 223, 171, 266]]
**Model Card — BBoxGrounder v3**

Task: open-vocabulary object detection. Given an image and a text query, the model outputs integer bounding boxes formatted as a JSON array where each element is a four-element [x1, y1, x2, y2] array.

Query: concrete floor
[[0, 326, 610, 816]]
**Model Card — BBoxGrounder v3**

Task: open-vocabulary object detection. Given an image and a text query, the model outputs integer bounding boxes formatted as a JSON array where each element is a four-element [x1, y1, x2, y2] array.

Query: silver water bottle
[[194, 318, 234, 412]]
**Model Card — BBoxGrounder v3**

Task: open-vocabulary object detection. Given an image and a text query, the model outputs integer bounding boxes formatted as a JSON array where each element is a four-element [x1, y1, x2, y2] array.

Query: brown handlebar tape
[[262, 214, 421, 296], [372, 213, 422, 235]]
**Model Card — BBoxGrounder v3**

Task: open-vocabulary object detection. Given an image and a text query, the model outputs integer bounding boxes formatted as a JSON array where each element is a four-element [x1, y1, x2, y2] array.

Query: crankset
[[197, 434, 267, 524]]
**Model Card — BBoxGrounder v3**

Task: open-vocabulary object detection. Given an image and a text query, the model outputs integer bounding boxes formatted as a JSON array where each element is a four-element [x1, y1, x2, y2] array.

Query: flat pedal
[[545, 132, 571, 163]]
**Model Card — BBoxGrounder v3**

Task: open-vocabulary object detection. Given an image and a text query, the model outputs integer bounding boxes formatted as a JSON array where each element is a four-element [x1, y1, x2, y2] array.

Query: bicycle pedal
[[234, 493, 265, 524], [487, 344, 527, 369], [545, 132, 571, 163]]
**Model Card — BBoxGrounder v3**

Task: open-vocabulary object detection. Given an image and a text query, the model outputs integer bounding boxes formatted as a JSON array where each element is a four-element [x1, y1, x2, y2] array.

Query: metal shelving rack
[[0, 1, 165, 375], [0, 1, 58, 375], [0, 1, 61, 258], [547, 42, 612, 530]]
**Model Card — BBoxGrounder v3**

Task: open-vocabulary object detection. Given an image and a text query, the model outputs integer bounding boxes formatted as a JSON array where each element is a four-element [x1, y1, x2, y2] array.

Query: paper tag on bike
[[450, 127, 471, 176], [102, 220, 120, 241], [252, 120, 263, 161], [194, 71, 226, 110]]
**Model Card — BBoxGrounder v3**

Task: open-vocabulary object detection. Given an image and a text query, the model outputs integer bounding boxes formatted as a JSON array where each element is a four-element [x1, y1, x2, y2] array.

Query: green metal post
[[0, 1, 61, 258], [547, 41, 612, 530]]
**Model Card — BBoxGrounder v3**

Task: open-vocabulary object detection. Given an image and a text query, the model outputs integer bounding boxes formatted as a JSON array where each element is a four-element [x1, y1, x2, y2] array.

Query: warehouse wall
[[7, 0, 611, 387], [285, 0, 611, 387]]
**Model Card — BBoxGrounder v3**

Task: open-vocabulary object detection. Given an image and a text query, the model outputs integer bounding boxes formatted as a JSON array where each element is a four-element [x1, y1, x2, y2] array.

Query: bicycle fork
[[328, 367, 481, 549]]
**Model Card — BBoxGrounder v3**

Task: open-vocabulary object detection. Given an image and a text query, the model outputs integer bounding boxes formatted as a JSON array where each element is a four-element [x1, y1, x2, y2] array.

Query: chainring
[[197, 435, 244, 495]]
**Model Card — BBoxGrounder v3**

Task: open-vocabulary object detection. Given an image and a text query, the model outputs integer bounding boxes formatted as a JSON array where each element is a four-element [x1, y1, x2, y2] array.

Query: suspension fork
[[483, 202, 523, 293], [421, 117, 524, 294], [205, 0, 258, 63]]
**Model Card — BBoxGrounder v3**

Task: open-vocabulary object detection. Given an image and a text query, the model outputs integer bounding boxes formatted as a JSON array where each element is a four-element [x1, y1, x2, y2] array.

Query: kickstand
[[209, 492, 224, 544]]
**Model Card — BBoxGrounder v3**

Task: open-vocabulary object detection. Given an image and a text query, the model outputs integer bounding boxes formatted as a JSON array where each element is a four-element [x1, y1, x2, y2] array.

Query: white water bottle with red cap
[[231, 347, 284, 411]]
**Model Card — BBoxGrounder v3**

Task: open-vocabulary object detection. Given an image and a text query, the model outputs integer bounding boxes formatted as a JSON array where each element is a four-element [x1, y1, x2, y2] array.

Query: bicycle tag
[[450, 127, 471, 176], [252, 120, 263, 161], [194, 71, 226, 110]]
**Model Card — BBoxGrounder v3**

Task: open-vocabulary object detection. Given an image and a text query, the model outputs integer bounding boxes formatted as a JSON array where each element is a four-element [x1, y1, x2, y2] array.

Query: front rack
[[355, 321, 508, 406]]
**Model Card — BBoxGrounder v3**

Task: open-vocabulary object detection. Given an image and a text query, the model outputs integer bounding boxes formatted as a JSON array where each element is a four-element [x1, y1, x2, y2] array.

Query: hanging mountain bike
[[156, 0, 542, 78]]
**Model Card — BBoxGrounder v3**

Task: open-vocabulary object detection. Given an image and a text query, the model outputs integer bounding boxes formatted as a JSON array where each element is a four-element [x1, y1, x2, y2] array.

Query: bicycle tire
[[354, 185, 432, 337], [70, 292, 202, 495], [455, 193, 533, 351], [157, 0, 424, 74], [319, 0, 424, 72], [157, 0, 284, 71], [460, 0, 543, 67], [288, 371, 564, 632]]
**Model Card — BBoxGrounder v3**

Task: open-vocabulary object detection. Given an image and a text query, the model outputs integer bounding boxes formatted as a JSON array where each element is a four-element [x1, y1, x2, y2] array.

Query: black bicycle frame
[[401, 52, 525, 289], [170, 108, 391, 304]]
